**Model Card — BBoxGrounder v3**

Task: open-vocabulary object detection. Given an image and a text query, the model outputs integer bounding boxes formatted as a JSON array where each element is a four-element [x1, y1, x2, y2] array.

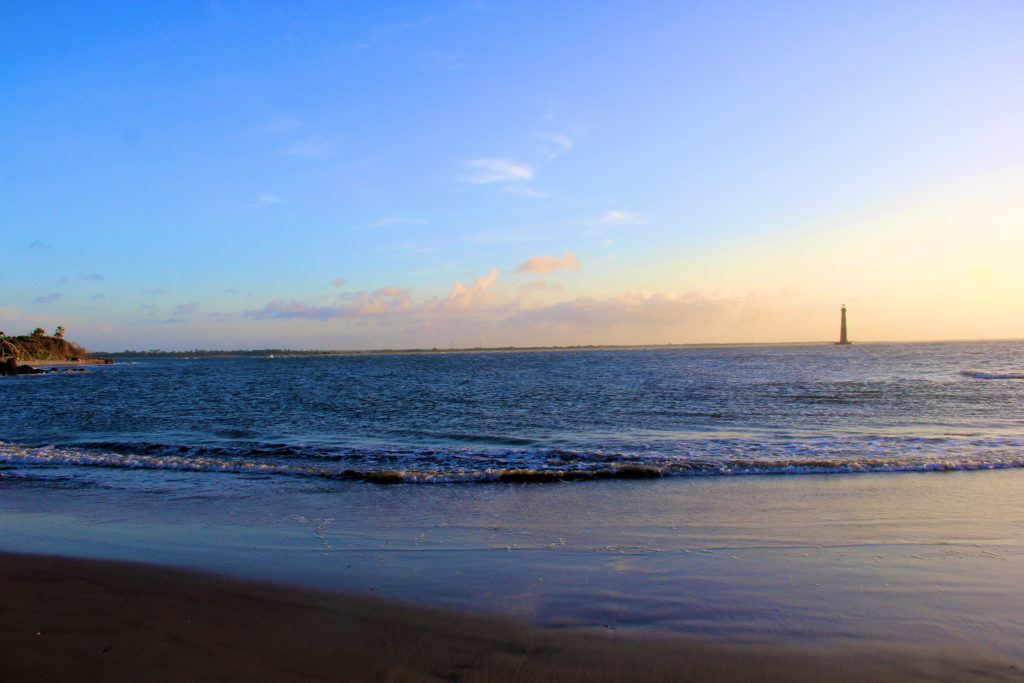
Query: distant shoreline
[[93, 338, 1023, 359], [97, 341, 827, 358]]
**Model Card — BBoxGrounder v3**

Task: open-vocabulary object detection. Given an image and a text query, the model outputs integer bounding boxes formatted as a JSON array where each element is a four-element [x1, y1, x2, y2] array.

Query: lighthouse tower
[[836, 305, 851, 345]]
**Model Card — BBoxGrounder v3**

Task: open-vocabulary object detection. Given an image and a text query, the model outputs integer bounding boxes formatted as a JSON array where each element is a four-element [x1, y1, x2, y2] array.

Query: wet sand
[[2, 551, 1021, 682]]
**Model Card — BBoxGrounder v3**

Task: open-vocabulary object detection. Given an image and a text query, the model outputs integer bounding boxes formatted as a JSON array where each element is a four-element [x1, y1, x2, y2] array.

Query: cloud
[[248, 270, 499, 321], [461, 159, 533, 184], [537, 132, 574, 160], [33, 294, 60, 304], [426, 269, 499, 313], [277, 137, 338, 159], [81, 273, 105, 281], [28, 240, 52, 250], [171, 302, 199, 316], [247, 293, 412, 321], [507, 290, 775, 334], [502, 185, 549, 198], [257, 192, 283, 206], [146, 289, 166, 296], [515, 251, 580, 274], [517, 278, 561, 296], [579, 210, 649, 238], [373, 286, 409, 297], [368, 217, 427, 229], [92, 294, 106, 300], [328, 276, 347, 288], [599, 210, 647, 224]]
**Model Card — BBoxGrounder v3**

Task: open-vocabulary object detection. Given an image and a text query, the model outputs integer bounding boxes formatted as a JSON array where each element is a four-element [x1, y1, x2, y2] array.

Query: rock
[[0, 358, 45, 376]]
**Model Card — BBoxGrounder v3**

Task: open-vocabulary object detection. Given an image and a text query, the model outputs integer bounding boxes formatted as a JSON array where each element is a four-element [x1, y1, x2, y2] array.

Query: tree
[[31, 328, 45, 337], [54, 326, 66, 338]]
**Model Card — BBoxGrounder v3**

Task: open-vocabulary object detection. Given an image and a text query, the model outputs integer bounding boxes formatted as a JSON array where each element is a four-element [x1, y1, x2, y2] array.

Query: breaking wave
[[3, 439, 1024, 485]]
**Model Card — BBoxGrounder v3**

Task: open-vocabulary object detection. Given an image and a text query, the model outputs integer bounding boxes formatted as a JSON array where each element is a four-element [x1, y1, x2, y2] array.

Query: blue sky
[[3, 1, 1023, 350]]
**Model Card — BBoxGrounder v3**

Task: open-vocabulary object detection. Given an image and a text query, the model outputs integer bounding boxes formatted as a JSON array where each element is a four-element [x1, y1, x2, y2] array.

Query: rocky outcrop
[[0, 358, 44, 376]]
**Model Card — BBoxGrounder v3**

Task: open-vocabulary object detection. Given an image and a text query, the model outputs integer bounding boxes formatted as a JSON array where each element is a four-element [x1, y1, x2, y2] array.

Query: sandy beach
[[3, 467, 1024, 681], [3, 551, 1022, 682]]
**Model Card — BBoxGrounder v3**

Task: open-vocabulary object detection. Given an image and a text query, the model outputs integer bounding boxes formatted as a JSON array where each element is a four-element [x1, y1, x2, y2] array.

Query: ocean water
[[2, 341, 1024, 487], [3, 341, 1024, 651]]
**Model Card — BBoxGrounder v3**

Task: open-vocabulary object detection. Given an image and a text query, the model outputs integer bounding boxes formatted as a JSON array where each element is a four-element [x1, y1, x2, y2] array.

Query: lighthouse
[[836, 305, 851, 345]]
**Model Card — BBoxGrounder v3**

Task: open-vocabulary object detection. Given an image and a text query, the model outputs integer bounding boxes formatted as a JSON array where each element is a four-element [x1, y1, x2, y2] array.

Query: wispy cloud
[[328, 276, 347, 288], [146, 289, 166, 296], [460, 159, 533, 184], [80, 273, 105, 281], [502, 185, 550, 198], [598, 210, 647, 224], [171, 301, 199, 317], [28, 240, 52, 251], [460, 131, 573, 195], [537, 132, 574, 160], [516, 250, 581, 274], [257, 192, 283, 206], [33, 294, 60, 304], [368, 217, 427, 229], [278, 137, 339, 159]]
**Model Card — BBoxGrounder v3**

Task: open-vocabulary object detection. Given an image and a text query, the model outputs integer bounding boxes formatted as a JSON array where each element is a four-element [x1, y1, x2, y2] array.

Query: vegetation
[[0, 327, 89, 361]]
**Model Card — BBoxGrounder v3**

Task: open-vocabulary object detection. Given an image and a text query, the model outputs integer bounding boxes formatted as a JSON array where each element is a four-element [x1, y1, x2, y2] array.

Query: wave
[[3, 440, 1024, 485], [960, 371, 1024, 379]]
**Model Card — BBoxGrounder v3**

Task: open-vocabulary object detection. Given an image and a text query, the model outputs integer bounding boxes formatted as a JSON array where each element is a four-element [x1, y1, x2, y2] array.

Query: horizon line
[[93, 337, 1024, 356]]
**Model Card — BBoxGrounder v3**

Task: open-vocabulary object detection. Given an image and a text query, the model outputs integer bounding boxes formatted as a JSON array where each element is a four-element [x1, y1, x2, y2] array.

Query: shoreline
[[20, 359, 113, 369], [91, 337, 1024, 360], [2, 550, 1021, 682]]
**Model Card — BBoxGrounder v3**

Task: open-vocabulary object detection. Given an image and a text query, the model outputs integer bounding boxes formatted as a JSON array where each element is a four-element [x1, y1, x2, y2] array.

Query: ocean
[[2, 341, 1024, 652], [3, 341, 1024, 485]]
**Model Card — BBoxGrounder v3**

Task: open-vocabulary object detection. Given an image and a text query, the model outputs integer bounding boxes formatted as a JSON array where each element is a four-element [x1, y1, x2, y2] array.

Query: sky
[[2, 1, 1022, 351]]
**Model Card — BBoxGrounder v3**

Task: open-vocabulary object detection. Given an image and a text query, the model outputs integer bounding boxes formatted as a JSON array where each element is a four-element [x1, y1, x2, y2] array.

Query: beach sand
[[4, 467, 1024, 681], [2, 551, 1022, 682]]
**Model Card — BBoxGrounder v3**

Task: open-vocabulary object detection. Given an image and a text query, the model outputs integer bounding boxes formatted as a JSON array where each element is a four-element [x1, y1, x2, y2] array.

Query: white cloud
[[257, 192, 283, 206], [516, 251, 581, 274], [461, 159, 533, 184], [598, 210, 647, 224]]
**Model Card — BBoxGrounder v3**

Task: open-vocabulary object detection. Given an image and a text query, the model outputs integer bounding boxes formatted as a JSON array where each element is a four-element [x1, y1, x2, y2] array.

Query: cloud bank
[[516, 251, 580, 274]]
